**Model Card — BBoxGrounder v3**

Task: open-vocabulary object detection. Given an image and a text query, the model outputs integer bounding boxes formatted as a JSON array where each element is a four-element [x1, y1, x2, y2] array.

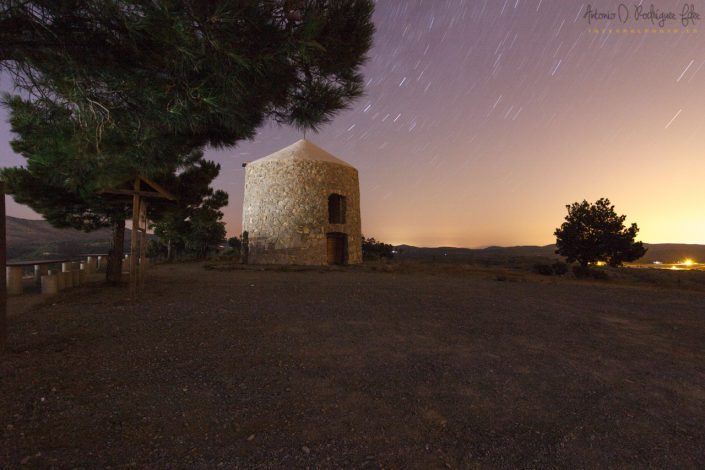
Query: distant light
[[682, 258, 695, 266], [594, 261, 606, 267], [653, 261, 662, 264], [670, 266, 680, 270]]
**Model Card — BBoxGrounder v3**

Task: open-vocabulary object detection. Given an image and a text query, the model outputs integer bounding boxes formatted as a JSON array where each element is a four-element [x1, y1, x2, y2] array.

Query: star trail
[[2, 0, 704, 247]]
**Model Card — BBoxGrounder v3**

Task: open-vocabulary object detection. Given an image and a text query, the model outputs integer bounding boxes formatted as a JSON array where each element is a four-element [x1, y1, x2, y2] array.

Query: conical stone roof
[[251, 139, 353, 168]]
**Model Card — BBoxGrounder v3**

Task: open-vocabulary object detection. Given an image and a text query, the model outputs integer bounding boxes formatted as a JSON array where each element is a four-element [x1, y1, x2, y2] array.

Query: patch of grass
[[611, 267, 705, 291]]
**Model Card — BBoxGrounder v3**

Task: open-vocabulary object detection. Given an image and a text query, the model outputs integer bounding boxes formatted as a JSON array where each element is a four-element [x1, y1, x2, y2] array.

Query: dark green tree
[[362, 236, 395, 261], [554, 198, 647, 268], [0, 96, 203, 281], [151, 211, 189, 262], [151, 155, 228, 260], [1, 96, 125, 281], [0, 1, 375, 148], [184, 190, 228, 258], [227, 236, 242, 251]]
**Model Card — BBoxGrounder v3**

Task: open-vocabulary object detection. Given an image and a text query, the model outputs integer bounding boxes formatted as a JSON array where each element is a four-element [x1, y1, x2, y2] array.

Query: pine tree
[[0, 96, 206, 281], [0, 1, 375, 147], [151, 154, 229, 261]]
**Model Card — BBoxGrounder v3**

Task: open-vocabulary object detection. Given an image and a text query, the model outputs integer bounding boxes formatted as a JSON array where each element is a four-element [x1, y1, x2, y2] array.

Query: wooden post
[[6, 267, 23, 295], [129, 177, 141, 298], [138, 200, 148, 290], [0, 183, 6, 353], [101, 175, 175, 296]]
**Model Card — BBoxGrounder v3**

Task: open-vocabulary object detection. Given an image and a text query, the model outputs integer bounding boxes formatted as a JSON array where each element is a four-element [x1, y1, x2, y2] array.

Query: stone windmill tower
[[242, 140, 362, 265]]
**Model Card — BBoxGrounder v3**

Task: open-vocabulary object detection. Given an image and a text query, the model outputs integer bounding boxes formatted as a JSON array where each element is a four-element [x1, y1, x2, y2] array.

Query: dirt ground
[[1, 263, 704, 468]]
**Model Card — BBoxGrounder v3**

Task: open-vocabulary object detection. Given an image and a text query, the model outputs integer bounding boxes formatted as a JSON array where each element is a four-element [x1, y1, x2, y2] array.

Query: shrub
[[572, 265, 592, 278], [217, 248, 240, 260], [362, 236, 395, 261], [146, 239, 167, 260], [533, 261, 569, 276], [590, 269, 609, 280], [533, 263, 555, 276], [552, 261, 569, 275], [227, 236, 242, 251], [572, 265, 609, 280]]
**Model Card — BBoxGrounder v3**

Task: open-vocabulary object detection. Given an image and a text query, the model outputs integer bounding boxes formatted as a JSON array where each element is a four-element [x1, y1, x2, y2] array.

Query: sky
[[1, 0, 704, 247]]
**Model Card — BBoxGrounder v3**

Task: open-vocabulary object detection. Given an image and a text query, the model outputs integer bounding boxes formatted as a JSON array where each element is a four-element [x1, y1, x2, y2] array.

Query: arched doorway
[[326, 232, 347, 265]]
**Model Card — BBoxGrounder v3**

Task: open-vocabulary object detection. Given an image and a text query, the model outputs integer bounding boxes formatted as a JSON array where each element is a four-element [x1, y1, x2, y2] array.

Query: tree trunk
[[106, 219, 125, 283], [167, 239, 173, 262]]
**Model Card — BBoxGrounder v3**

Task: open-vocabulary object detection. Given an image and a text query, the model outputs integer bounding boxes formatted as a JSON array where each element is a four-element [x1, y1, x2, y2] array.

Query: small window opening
[[328, 194, 346, 224]]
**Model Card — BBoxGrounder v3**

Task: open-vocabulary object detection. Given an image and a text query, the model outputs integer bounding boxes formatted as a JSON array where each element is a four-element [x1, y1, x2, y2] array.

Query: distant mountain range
[[4, 216, 703, 264], [5, 216, 134, 261], [395, 243, 705, 265]]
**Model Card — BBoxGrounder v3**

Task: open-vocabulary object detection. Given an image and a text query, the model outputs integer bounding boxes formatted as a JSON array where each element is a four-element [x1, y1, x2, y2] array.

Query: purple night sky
[[2, 1, 704, 247]]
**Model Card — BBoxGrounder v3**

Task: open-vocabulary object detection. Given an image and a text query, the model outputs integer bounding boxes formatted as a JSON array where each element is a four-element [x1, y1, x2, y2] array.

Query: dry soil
[[1, 263, 704, 468]]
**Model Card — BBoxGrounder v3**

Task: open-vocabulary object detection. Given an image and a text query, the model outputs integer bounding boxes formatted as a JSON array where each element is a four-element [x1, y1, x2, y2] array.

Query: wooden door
[[326, 233, 346, 265]]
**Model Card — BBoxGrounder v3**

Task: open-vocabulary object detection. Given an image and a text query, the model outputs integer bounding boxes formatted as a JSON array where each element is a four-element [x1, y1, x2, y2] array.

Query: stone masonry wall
[[242, 159, 362, 265]]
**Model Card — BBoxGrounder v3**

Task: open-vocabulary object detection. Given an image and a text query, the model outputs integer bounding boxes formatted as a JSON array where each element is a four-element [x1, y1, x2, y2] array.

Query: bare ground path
[[1, 263, 704, 468]]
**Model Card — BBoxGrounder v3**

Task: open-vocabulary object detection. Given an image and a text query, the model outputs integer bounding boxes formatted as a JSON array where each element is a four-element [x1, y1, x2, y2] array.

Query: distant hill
[[394, 244, 558, 266], [395, 243, 705, 265], [5, 216, 135, 261], [638, 244, 705, 264], [6, 216, 703, 264]]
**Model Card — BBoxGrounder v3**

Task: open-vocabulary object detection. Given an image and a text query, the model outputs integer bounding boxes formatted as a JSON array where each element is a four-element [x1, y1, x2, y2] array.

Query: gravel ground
[[1, 263, 705, 468]]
